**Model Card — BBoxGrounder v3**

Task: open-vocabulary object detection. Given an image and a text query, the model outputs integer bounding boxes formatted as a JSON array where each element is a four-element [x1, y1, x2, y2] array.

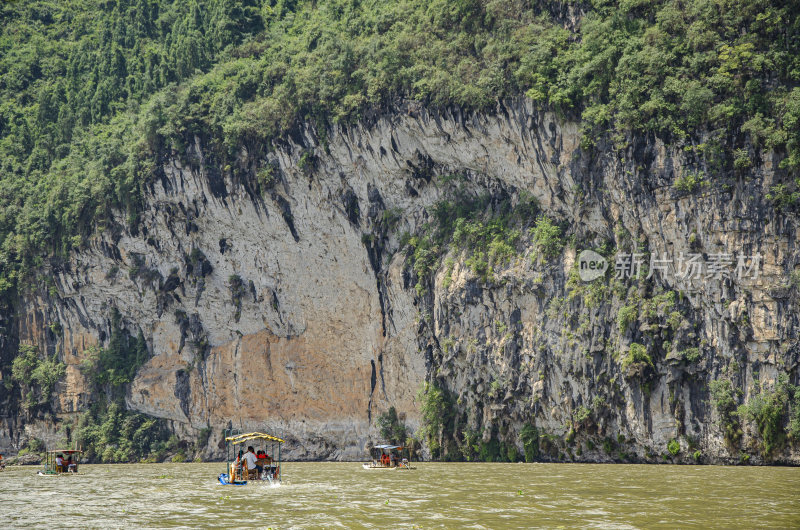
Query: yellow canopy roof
[[224, 432, 284, 444]]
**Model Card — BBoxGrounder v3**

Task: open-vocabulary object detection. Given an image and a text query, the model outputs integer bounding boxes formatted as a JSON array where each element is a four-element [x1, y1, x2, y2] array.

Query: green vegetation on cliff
[[406, 189, 539, 292], [79, 308, 149, 393], [376, 406, 408, 445], [417, 381, 454, 458], [6, 308, 166, 462], [9, 344, 66, 411], [72, 401, 172, 463], [710, 374, 800, 456], [736, 374, 800, 456], [1, 0, 800, 296]]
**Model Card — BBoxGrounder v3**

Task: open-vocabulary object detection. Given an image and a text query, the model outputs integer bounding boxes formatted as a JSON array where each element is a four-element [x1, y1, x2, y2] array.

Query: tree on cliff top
[[1, 0, 800, 301]]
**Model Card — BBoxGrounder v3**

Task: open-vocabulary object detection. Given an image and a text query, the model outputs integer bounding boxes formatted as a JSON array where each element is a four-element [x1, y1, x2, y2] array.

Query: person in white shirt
[[55, 454, 64, 471], [242, 446, 262, 477]]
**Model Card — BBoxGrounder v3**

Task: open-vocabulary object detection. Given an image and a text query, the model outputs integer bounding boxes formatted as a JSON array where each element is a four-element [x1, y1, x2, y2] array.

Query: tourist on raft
[[242, 446, 262, 477]]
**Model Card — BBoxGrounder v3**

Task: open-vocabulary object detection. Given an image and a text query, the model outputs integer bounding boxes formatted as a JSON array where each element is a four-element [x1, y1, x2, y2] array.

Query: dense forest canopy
[[1, 0, 799, 296]]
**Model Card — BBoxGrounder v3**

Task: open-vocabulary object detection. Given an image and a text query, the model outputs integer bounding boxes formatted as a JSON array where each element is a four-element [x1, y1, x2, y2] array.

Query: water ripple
[[1, 462, 799, 528]]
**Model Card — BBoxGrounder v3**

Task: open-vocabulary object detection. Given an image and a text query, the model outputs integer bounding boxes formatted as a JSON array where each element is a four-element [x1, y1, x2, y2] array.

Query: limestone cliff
[[2, 99, 799, 464]]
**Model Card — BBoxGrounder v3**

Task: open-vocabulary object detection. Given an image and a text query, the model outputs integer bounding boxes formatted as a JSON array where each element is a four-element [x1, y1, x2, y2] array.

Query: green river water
[[1, 462, 798, 528]]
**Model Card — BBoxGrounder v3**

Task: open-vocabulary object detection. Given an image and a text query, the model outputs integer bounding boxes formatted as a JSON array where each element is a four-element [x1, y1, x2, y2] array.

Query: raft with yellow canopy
[[218, 430, 284, 486]]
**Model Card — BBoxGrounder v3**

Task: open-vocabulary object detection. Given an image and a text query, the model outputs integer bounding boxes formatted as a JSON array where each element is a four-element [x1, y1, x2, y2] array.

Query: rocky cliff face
[[2, 99, 799, 463]]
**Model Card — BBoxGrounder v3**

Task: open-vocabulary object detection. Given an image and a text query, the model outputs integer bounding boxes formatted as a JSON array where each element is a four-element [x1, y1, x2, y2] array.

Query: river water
[[1, 462, 798, 528]]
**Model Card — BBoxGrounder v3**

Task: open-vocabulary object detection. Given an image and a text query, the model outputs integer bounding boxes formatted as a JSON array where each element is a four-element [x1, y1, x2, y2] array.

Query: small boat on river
[[37, 449, 82, 476], [218, 430, 284, 486], [362, 444, 415, 470]]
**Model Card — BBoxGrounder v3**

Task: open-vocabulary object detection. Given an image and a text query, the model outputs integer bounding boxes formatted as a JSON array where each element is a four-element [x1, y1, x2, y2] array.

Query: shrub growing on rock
[[667, 439, 680, 456]]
